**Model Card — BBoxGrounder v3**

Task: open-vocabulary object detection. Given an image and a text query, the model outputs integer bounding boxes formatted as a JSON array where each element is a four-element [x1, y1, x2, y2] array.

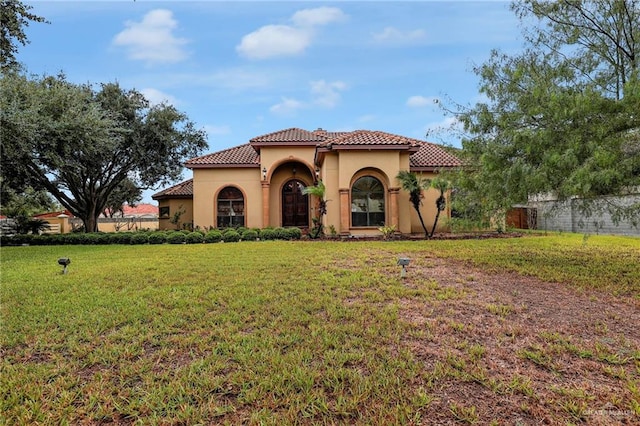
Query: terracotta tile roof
[[181, 128, 461, 170], [410, 142, 463, 169], [152, 179, 193, 199], [185, 143, 259, 168], [251, 127, 331, 143], [122, 203, 159, 217], [321, 130, 423, 148]]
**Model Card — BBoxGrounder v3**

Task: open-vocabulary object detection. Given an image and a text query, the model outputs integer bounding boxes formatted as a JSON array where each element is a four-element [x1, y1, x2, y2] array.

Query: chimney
[[314, 127, 328, 137]]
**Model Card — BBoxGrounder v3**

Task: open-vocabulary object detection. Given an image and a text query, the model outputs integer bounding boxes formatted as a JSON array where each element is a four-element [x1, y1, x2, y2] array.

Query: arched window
[[351, 176, 385, 227], [217, 187, 244, 228]]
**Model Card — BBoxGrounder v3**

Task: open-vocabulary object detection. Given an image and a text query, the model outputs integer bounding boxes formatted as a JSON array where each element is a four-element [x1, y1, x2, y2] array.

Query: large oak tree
[[452, 0, 640, 228], [1, 73, 207, 232]]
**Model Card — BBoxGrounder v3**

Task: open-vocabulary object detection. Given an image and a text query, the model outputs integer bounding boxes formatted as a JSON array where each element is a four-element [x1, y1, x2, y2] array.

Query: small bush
[[167, 233, 186, 244], [285, 227, 302, 240], [114, 233, 133, 245], [130, 233, 149, 245], [204, 230, 222, 243], [185, 232, 204, 244], [260, 228, 277, 241], [274, 227, 288, 240], [222, 229, 240, 242], [148, 232, 167, 245], [241, 229, 259, 241]]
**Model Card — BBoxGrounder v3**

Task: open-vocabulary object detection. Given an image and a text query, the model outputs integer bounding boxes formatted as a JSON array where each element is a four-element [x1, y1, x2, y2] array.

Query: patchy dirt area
[[397, 255, 640, 425]]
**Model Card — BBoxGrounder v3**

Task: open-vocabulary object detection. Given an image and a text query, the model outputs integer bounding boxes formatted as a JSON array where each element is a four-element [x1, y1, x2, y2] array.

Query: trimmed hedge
[[0, 226, 305, 246]]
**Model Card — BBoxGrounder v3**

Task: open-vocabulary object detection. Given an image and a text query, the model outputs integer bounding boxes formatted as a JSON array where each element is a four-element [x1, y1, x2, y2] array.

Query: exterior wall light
[[58, 257, 71, 274], [262, 167, 267, 181], [397, 257, 410, 278]]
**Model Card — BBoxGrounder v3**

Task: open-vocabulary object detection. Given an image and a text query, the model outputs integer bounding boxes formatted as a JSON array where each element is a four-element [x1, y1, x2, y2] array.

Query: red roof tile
[[321, 130, 423, 148], [122, 203, 159, 216], [152, 179, 193, 199], [180, 128, 460, 170], [410, 142, 463, 170], [185, 144, 259, 168]]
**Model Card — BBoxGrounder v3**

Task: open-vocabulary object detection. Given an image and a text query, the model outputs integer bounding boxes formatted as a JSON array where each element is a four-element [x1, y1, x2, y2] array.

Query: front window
[[351, 176, 385, 227], [217, 186, 245, 228]]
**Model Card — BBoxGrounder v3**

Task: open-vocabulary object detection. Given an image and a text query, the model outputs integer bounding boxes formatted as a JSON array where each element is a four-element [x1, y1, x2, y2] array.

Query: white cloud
[[291, 7, 347, 27], [311, 80, 347, 108], [237, 7, 347, 60], [112, 9, 189, 64], [140, 88, 178, 106], [406, 95, 438, 108], [373, 26, 426, 44], [270, 97, 305, 116], [237, 25, 311, 60], [269, 79, 347, 116]]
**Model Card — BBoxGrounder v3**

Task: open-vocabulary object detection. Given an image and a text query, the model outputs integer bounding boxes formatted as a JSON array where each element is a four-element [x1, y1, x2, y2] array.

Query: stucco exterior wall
[[157, 199, 193, 230], [192, 168, 262, 229]]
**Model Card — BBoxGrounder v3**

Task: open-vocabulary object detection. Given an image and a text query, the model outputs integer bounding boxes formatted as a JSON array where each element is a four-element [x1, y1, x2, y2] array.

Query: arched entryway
[[282, 179, 309, 228]]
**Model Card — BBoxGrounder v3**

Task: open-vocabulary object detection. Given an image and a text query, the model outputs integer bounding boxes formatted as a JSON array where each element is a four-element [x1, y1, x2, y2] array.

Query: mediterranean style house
[[152, 127, 462, 236]]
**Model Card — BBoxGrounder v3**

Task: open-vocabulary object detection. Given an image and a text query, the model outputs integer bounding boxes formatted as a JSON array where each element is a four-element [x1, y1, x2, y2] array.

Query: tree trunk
[[414, 206, 429, 239], [430, 209, 441, 238]]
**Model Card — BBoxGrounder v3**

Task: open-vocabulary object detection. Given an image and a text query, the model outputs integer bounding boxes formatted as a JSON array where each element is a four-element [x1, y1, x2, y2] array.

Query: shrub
[[285, 227, 302, 240], [130, 233, 149, 245], [241, 229, 258, 241], [167, 233, 186, 244], [260, 228, 277, 241], [185, 232, 204, 244], [148, 232, 167, 245], [222, 229, 240, 242], [114, 232, 133, 245], [274, 227, 288, 240], [204, 230, 222, 243]]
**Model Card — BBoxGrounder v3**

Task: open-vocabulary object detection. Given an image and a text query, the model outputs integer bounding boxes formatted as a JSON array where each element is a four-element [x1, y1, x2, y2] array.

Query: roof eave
[[186, 163, 260, 169]]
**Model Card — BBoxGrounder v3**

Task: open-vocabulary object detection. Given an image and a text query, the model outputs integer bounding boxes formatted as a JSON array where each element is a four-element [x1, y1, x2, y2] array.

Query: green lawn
[[1, 233, 639, 425]]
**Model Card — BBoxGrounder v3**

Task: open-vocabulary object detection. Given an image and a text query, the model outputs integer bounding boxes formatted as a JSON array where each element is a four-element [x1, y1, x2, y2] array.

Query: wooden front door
[[282, 179, 308, 227]]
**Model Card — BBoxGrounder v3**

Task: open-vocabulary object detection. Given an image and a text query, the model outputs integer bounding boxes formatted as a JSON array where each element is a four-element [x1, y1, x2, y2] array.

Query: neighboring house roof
[[185, 144, 259, 169], [122, 203, 159, 217], [152, 179, 194, 200]]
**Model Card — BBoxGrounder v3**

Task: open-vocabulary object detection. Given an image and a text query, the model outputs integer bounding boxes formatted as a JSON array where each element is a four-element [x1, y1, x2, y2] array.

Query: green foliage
[[167, 232, 186, 245], [241, 229, 259, 241], [450, 1, 640, 227], [204, 230, 222, 243], [378, 224, 397, 240], [221, 229, 240, 242], [0, 0, 48, 72], [185, 231, 204, 244], [396, 170, 432, 238], [302, 180, 327, 239], [129, 233, 149, 245], [0, 74, 207, 232], [285, 227, 302, 240], [259, 228, 277, 241], [148, 232, 167, 245]]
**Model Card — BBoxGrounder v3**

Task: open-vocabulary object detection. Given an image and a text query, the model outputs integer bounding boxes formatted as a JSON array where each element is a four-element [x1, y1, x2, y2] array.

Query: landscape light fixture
[[397, 257, 410, 278], [58, 257, 71, 274]]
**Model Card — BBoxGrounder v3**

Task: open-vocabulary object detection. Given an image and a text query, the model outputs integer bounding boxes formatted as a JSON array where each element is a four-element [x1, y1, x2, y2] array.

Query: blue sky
[[20, 1, 523, 201]]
